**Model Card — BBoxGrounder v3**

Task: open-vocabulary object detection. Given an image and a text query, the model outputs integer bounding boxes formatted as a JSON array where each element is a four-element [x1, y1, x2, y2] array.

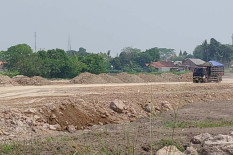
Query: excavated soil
[[1, 81, 233, 141], [1, 72, 193, 86], [71, 72, 193, 84], [115, 72, 145, 83], [12, 75, 51, 86], [0, 74, 18, 86], [98, 73, 123, 83], [41, 97, 111, 130], [0, 81, 233, 154], [70, 72, 108, 84]]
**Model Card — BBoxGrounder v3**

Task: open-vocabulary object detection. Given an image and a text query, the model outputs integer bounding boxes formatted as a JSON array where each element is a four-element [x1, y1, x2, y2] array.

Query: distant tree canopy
[[169, 50, 194, 62], [1, 38, 232, 78], [80, 54, 106, 74], [66, 47, 89, 57], [110, 47, 160, 72], [193, 38, 233, 64], [0, 45, 106, 78], [2, 44, 34, 75], [158, 48, 176, 61]]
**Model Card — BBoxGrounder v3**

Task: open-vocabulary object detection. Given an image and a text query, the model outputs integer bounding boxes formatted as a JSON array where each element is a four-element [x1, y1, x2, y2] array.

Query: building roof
[[187, 58, 205, 65], [0, 61, 5, 65], [150, 61, 175, 68]]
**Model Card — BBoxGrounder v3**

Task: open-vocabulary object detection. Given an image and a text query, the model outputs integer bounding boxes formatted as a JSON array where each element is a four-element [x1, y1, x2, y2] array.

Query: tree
[[193, 38, 233, 64], [78, 47, 89, 57], [98, 52, 112, 71], [135, 52, 151, 67], [110, 57, 121, 70], [36, 49, 81, 78], [157, 48, 176, 61], [193, 45, 204, 59], [107, 50, 111, 58], [0, 51, 5, 61], [145, 48, 160, 62], [66, 50, 78, 56], [119, 47, 141, 66], [179, 50, 183, 57], [2, 44, 33, 72], [80, 54, 106, 74], [183, 51, 188, 56]]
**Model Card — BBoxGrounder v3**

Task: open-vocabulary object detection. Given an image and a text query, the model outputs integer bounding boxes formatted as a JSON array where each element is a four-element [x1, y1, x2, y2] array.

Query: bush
[[0, 70, 19, 78]]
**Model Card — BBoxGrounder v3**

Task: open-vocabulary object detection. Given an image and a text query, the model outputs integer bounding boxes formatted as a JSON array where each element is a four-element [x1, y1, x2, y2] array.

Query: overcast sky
[[0, 0, 232, 56]]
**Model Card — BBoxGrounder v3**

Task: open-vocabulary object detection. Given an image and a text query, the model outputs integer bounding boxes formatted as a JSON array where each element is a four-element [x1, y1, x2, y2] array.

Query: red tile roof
[[150, 61, 175, 68]]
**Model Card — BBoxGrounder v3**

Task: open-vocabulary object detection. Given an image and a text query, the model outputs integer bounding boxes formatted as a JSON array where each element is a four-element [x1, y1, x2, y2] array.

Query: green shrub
[[0, 70, 20, 78]]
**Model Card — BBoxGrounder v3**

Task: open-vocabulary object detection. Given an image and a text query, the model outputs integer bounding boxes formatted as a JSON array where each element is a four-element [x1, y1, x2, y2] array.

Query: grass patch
[[156, 139, 185, 152], [0, 143, 15, 154], [163, 119, 233, 128]]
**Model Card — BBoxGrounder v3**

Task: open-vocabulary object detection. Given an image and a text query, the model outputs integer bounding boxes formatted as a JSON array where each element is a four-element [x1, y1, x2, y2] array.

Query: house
[[149, 61, 177, 72], [182, 58, 205, 71], [0, 61, 5, 72]]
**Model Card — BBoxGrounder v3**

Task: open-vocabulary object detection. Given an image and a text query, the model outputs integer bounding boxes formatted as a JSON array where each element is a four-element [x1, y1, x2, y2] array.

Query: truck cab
[[193, 67, 208, 83]]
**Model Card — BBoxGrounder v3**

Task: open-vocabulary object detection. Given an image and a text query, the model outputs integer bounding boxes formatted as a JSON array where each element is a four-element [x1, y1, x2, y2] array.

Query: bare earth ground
[[0, 75, 233, 154]]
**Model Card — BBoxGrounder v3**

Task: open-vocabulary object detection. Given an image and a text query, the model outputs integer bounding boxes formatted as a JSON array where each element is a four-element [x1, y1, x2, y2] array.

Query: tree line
[[0, 38, 233, 78], [193, 38, 233, 66]]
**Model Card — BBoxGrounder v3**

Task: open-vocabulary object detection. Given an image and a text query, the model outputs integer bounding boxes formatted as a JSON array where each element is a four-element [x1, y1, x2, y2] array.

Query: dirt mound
[[70, 72, 192, 84], [180, 72, 193, 82], [12, 75, 51, 86], [42, 98, 111, 130], [0, 74, 18, 86], [115, 73, 145, 83], [138, 73, 162, 82], [160, 73, 180, 82], [99, 73, 123, 83], [138, 72, 192, 82], [159, 72, 193, 82], [70, 72, 107, 84]]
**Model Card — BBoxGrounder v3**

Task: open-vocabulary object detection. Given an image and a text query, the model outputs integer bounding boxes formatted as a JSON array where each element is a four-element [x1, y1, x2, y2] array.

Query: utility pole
[[68, 35, 71, 51], [34, 32, 37, 52]]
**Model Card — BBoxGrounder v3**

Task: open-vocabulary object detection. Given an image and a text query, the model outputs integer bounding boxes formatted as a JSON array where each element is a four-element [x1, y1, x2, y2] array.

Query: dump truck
[[193, 61, 224, 83]]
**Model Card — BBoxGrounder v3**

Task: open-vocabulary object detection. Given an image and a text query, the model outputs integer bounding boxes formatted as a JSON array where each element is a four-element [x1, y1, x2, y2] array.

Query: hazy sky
[[0, 0, 233, 56]]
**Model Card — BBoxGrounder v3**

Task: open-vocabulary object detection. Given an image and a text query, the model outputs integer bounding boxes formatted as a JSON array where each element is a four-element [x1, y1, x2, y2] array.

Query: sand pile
[[0, 74, 18, 86], [70, 72, 107, 84], [12, 75, 51, 86], [115, 73, 145, 83]]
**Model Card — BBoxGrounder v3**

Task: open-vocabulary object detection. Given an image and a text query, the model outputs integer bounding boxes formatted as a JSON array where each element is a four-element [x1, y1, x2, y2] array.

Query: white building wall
[[158, 67, 171, 72]]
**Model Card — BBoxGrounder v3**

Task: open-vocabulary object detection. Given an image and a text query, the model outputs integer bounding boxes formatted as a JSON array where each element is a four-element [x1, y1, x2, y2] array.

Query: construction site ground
[[0, 73, 233, 154]]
